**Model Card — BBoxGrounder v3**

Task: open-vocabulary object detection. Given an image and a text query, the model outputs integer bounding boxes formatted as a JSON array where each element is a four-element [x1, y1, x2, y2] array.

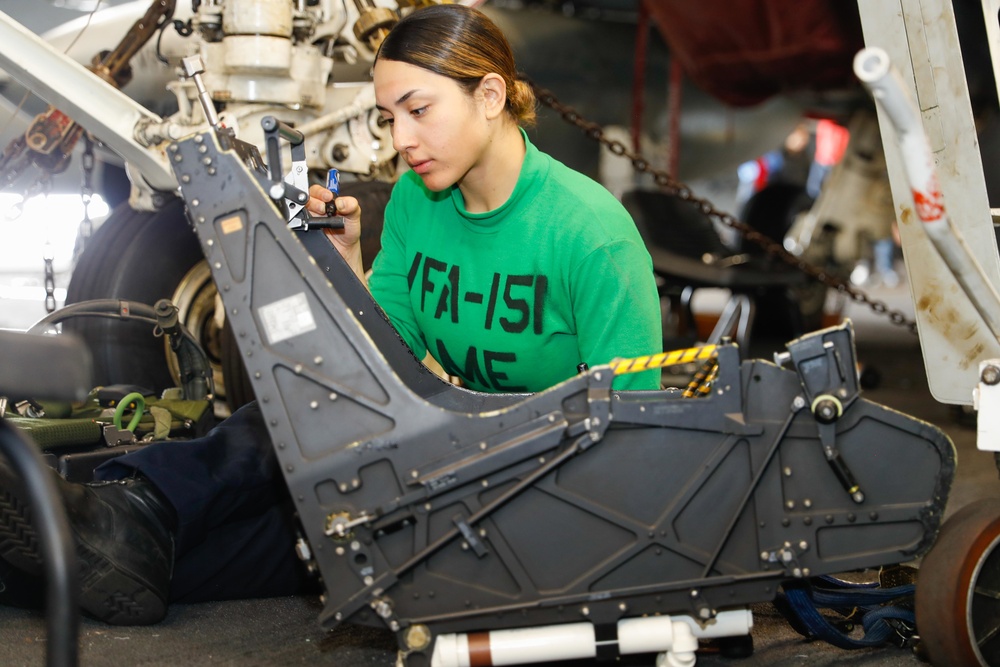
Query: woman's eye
[[412, 106, 428, 117], [381, 116, 394, 126]]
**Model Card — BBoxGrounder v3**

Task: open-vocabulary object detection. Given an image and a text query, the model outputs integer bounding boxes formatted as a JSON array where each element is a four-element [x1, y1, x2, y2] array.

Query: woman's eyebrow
[[375, 88, 420, 111], [375, 89, 420, 112]]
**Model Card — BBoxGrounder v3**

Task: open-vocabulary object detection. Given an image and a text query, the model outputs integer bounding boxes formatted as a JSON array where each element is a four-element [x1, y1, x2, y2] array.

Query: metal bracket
[[784, 323, 859, 408], [975, 359, 1000, 451], [101, 423, 137, 447], [761, 540, 812, 579], [453, 514, 489, 558]]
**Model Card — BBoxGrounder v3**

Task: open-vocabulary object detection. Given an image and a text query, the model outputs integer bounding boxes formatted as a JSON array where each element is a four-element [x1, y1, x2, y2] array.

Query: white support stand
[[856, 0, 1000, 406]]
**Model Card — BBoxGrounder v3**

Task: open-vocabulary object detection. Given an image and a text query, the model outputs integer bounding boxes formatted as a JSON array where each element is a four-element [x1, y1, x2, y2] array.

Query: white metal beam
[[0, 9, 176, 192]]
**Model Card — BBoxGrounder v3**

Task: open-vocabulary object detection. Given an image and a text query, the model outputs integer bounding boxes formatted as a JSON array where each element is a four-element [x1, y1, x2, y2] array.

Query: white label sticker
[[258, 292, 317, 344]]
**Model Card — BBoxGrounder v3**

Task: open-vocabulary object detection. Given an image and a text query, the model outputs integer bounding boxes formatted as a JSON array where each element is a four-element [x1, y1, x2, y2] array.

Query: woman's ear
[[479, 73, 508, 120]]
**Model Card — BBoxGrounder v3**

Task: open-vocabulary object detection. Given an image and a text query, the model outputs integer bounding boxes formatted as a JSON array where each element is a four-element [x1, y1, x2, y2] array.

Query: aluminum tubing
[[855, 46, 1000, 340]]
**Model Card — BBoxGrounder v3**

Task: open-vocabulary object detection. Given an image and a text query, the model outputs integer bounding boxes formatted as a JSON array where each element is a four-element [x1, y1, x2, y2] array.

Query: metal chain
[[43, 246, 56, 313], [36, 172, 56, 313], [527, 80, 918, 334], [79, 134, 95, 254]]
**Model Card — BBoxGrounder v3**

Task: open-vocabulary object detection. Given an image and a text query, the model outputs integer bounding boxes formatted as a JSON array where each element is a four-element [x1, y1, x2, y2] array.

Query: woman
[[0, 4, 663, 626], [309, 3, 662, 392]]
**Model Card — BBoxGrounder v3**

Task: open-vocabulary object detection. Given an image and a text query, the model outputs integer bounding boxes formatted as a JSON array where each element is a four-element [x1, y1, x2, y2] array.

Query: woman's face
[[374, 59, 491, 192]]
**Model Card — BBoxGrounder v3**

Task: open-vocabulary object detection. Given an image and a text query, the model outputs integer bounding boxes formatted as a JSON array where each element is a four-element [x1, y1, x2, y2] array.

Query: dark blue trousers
[[93, 402, 314, 603]]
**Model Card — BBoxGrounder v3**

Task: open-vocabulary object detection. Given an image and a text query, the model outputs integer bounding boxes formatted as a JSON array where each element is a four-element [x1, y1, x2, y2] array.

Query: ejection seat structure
[[163, 116, 955, 667]]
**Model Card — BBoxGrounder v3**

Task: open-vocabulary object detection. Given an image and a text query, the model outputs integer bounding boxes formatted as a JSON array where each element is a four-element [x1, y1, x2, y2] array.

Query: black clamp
[[260, 115, 345, 232]]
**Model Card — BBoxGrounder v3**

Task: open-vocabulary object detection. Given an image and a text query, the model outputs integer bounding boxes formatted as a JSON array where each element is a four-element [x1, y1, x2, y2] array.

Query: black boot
[[0, 555, 43, 609], [0, 463, 175, 625]]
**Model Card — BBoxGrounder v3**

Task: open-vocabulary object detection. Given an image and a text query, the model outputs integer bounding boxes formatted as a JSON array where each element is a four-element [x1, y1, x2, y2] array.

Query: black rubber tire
[[64, 198, 200, 393], [66, 180, 392, 409], [916, 498, 1000, 666]]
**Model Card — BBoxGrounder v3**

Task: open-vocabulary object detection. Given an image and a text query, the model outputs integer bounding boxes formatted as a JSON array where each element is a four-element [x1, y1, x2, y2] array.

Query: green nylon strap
[[4, 417, 103, 450]]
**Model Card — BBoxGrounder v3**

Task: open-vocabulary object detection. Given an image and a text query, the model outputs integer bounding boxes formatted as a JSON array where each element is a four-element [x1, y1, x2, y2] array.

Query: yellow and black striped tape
[[683, 357, 719, 398], [609, 345, 718, 375]]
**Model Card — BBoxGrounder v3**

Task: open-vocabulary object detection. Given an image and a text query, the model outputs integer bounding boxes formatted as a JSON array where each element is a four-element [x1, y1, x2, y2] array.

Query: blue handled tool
[[325, 168, 340, 217]]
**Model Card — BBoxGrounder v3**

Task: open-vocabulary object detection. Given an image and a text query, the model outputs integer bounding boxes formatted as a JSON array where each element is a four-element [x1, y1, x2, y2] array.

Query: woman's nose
[[391, 119, 414, 153]]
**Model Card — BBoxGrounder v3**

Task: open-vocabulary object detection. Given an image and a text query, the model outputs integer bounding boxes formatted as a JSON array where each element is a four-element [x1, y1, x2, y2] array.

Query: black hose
[[27, 299, 214, 399], [153, 299, 212, 401], [0, 420, 79, 667], [27, 299, 190, 344]]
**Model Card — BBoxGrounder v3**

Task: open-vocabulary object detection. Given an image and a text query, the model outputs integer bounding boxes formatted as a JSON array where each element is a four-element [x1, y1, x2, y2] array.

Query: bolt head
[[405, 625, 432, 651]]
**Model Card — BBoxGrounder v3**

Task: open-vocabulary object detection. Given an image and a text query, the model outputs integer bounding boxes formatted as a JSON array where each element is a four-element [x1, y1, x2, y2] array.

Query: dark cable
[[0, 421, 79, 667]]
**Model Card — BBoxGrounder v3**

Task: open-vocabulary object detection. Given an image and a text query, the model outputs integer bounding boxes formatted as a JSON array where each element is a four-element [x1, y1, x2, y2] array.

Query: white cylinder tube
[[619, 608, 752, 650], [432, 633, 471, 667], [432, 623, 596, 667], [676, 608, 754, 639], [223, 0, 293, 36], [430, 609, 753, 667], [617, 616, 674, 654], [489, 623, 597, 665], [223, 35, 292, 75]]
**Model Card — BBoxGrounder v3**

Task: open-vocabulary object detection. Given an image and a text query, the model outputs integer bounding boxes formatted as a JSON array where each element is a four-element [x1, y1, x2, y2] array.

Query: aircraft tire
[[65, 180, 392, 412]]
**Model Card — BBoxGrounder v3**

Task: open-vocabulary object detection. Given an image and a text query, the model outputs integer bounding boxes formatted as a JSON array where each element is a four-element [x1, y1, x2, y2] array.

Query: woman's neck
[[457, 121, 526, 213]]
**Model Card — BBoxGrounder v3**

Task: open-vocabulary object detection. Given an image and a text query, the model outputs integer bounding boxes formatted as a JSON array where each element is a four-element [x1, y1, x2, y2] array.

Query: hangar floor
[[0, 274, 994, 667]]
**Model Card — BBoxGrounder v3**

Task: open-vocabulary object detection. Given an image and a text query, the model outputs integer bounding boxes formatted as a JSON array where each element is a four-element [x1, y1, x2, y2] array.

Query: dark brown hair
[[376, 4, 537, 127]]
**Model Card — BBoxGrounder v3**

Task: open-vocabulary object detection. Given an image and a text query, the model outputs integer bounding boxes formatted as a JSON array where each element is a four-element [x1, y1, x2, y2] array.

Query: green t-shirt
[[369, 131, 662, 392]]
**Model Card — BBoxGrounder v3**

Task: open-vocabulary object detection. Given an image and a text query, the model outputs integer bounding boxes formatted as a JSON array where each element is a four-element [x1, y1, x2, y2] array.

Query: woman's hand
[[307, 184, 365, 281]]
